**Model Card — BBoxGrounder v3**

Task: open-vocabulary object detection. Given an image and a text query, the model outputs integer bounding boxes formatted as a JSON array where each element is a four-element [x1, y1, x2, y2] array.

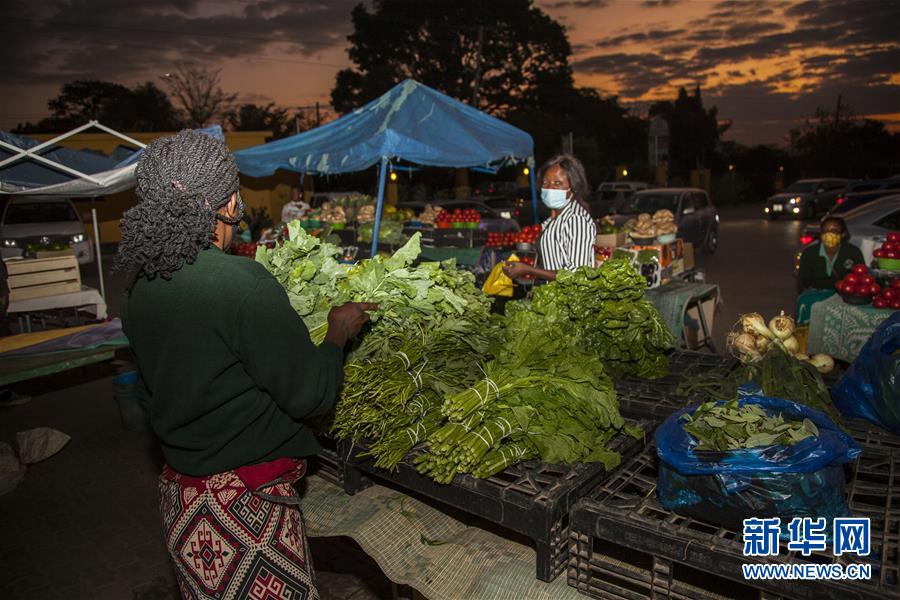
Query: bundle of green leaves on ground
[[677, 342, 842, 425], [682, 399, 819, 451], [508, 260, 674, 379]]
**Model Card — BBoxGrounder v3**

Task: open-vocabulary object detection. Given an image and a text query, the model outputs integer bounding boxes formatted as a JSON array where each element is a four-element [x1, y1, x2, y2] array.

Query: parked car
[[0, 195, 94, 264], [827, 179, 900, 217], [482, 190, 548, 226], [398, 199, 521, 232], [764, 178, 847, 219], [612, 188, 719, 253], [799, 194, 900, 247], [795, 195, 900, 281], [590, 181, 651, 217]]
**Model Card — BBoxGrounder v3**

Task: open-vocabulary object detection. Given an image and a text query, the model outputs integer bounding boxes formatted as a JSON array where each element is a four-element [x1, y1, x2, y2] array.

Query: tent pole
[[371, 157, 389, 257], [529, 161, 539, 225], [91, 207, 106, 302]]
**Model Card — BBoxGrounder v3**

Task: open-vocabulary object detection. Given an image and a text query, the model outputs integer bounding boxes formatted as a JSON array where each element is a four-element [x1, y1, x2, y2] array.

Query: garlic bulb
[[729, 332, 762, 362], [741, 313, 775, 340]]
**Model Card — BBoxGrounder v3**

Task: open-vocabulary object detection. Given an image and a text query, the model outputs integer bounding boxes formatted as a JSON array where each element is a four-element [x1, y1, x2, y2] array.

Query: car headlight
[[2, 238, 17, 248], [70, 234, 85, 244]]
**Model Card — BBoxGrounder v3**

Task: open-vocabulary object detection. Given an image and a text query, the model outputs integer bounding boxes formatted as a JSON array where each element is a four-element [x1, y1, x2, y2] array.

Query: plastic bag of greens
[[831, 312, 900, 435], [655, 385, 860, 531]]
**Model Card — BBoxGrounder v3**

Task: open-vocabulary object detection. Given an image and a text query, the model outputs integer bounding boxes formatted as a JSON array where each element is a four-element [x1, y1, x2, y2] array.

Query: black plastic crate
[[614, 351, 737, 422], [306, 436, 343, 487], [340, 419, 651, 582], [845, 419, 900, 457], [568, 446, 899, 600]]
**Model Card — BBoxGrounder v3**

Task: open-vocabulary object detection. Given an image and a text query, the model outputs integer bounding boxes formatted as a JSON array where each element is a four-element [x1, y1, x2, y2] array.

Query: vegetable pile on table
[[257, 226, 652, 482], [679, 311, 842, 424], [517, 259, 675, 378]]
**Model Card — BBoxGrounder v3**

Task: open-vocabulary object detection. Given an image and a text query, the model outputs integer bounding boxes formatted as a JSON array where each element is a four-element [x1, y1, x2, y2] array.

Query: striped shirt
[[538, 200, 597, 270]]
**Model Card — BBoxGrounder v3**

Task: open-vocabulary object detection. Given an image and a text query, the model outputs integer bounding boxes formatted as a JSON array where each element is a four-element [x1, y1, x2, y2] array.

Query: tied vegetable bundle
[[682, 399, 819, 451], [678, 311, 841, 423], [414, 334, 641, 483], [520, 259, 674, 379]]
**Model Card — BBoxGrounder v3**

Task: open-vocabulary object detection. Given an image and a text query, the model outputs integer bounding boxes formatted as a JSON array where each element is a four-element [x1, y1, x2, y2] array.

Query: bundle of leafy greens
[[677, 343, 842, 425], [681, 399, 819, 451], [511, 260, 674, 379], [356, 220, 407, 246]]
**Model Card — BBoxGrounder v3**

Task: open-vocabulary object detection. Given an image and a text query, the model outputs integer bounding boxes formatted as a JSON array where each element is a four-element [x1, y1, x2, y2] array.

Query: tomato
[[861, 274, 875, 286], [888, 232, 900, 243], [873, 297, 888, 309], [883, 289, 897, 300], [874, 249, 885, 258], [892, 279, 900, 290], [852, 264, 868, 275], [845, 274, 860, 285], [843, 284, 857, 295], [892, 299, 900, 310], [883, 242, 896, 252], [869, 284, 882, 295], [887, 250, 899, 259], [835, 281, 845, 292]]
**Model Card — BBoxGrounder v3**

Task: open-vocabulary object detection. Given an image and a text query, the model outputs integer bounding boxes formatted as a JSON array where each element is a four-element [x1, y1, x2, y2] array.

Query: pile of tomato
[[835, 264, 900, 309], [435, 210, 454, 228], [873, 232, 900, 260], [595, 246, 613, 263], [485, 224, 541, 248]]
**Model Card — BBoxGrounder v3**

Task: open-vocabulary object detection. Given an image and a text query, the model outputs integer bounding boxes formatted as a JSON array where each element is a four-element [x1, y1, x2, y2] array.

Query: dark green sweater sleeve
[[234, 276, 345, 420]]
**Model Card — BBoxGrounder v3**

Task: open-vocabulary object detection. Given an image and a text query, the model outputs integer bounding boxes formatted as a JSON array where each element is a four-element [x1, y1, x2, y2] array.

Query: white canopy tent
[[0, 121, 148, 300]]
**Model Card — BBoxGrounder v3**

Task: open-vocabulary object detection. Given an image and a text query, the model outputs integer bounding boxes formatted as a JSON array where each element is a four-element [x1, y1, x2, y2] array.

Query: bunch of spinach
[[516, 260, 674, 379], [682, 399, 819, 451]]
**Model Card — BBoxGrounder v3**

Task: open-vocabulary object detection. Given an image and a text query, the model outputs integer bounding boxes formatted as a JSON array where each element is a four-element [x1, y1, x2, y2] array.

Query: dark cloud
[[545, 0, 608, 8], [0, 0, 356, 86], [594, 28, 685, 48], [641, 0, 682, 7]]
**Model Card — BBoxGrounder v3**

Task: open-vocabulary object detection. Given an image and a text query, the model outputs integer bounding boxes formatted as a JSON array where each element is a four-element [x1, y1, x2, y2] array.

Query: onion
[[769, 311, 796, 341], [783, 336, 800, 354], [741, 313, 775, 340], [729, 332, 762, 362], [754, 335, 771, 352], [809, 354, 835, 374]]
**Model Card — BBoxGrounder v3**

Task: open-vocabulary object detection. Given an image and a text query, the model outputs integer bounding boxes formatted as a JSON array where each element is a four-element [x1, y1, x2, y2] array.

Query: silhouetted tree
[[161, 64, 237, 127]]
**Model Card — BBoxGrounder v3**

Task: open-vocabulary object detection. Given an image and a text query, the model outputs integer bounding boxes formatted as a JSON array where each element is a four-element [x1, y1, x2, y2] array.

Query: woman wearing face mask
[[502, 154, 596, 282], [798, 216, 864, 291]]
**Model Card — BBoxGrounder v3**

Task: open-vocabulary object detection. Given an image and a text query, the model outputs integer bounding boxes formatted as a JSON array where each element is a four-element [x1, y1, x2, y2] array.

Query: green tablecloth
[[807, 294, 893, 362], [302, 475, 579, 599], [645, 281, 720, 344]]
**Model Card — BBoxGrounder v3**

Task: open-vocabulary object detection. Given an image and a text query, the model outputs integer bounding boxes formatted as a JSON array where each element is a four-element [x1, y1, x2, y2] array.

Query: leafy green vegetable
[[357, 220, 407, 245], [682, 399, 819, 451]]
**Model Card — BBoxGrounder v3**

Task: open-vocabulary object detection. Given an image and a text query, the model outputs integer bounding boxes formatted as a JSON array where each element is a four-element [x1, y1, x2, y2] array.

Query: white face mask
[[541, 188, 570, 209]]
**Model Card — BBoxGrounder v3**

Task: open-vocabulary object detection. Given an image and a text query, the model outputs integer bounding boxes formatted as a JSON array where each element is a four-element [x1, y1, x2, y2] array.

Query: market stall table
[[301, 474, 581, 599], [807, 294, 894, 362], [645, 280, 720, 352], [7, 284, 107, 332]]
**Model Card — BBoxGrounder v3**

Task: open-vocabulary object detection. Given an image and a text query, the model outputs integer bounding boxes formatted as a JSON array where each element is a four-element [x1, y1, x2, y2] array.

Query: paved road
[[692, 203, 812, 351]]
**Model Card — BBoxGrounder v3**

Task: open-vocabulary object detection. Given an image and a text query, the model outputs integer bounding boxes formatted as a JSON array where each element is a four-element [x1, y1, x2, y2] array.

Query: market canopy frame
[[234, 79, 539, 254]]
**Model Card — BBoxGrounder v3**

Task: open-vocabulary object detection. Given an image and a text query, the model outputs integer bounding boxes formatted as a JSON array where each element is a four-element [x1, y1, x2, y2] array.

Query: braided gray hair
[[114, 130, 243, 280]]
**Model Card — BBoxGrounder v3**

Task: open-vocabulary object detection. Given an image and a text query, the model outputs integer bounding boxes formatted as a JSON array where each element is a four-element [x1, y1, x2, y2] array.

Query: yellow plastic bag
[[482, 254, 518, 297]]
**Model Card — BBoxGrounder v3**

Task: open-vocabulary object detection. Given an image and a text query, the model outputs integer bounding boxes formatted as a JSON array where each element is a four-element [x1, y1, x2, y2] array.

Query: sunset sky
[[2, 0, 898, 145]]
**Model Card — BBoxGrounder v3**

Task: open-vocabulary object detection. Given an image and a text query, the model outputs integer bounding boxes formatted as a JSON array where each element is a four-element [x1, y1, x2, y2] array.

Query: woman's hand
[[325, 302, 378, 347], [502, 261, 532, 280]]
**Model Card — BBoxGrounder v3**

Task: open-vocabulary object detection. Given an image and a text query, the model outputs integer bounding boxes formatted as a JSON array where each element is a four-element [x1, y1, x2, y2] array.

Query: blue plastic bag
[[655, 385, 861, 530], [832, 312, 900, 435]]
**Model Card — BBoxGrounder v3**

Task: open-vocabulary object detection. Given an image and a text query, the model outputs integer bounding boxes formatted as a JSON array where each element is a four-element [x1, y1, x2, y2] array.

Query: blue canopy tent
[[234, 79, 538, 255]]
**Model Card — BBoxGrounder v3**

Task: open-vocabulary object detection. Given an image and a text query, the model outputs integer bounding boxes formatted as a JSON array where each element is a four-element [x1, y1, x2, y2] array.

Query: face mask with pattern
[[821, 232, 842, 249]]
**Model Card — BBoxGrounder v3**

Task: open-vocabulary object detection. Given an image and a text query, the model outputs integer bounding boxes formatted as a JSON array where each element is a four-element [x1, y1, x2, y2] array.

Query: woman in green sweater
[[117, 131, 372, 600]]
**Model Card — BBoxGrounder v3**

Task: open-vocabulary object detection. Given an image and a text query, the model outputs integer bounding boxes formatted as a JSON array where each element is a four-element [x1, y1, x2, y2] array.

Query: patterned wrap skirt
[[158, 458, 319, 600]]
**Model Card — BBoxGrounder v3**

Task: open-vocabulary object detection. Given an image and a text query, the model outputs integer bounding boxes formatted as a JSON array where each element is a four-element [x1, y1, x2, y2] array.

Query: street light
[[389, 171, 398, 182], [728, 164, 735, 171], [523, 167, 530, 176], [621, 168, 628, 177], [779, 166, 784, 172]]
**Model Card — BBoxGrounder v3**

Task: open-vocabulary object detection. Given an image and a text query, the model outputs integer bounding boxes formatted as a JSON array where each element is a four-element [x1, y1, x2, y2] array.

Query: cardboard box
[[683, 242, 695, 271], [595, 230, 626, 249], [6, 256, 82, 302], [684, 295, 717, 348], [629, 239, 683, 268]]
